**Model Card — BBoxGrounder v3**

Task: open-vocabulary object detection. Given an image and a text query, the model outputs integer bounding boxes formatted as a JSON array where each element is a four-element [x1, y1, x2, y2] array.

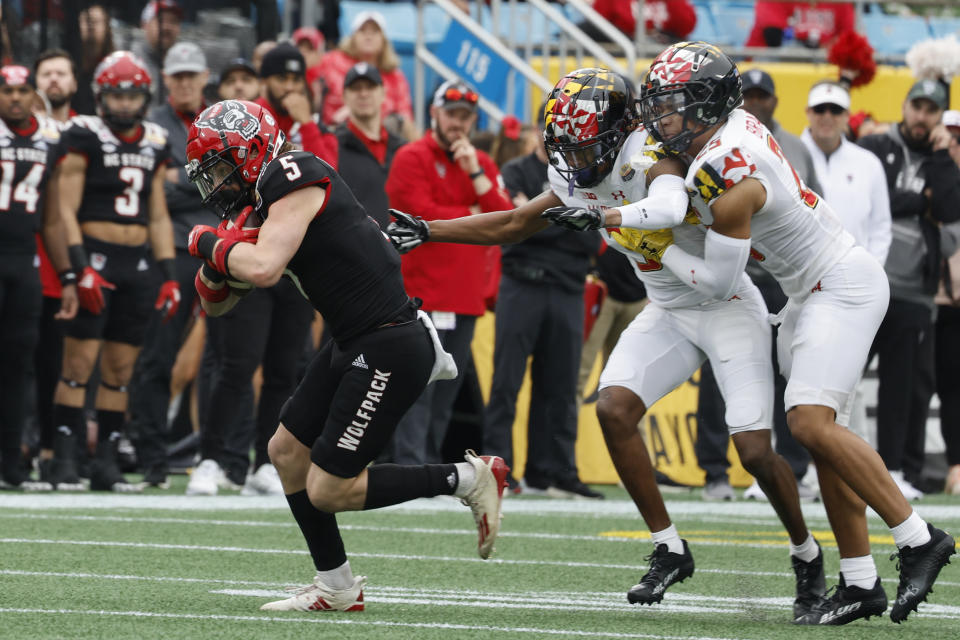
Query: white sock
[[891, 510, 931, 549], [650, 524, 684, 555], [452, 462, 475, 498], [839, 555, 877, 590], [789, 533, 820, 563], [316, 560, 354, 590]]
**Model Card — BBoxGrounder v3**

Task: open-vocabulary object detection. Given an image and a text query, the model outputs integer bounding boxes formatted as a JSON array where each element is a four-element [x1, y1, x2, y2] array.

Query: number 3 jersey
[[548, 125, 754, 309], [0, 113, 64, 256], [60, 115, 171, 225], [254, 150, 412, 343], [685, 109, 855, 298]]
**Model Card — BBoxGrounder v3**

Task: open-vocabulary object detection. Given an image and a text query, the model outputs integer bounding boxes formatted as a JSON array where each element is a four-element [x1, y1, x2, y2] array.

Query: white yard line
[[1, 492, 959, 522], [0, 607, 751, 640]]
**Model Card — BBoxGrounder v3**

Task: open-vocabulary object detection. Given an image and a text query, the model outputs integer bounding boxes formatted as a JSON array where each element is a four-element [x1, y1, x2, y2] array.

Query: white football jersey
[[685, 109, 855, 298], [549, 126, 754, 308]]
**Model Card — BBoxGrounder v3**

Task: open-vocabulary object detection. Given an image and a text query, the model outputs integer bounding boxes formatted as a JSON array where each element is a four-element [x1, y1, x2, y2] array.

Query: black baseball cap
[[741, 69, 775, 96], [258, 42, 305, 79], [432, 79, 478, 111], [219, 58, 256, 84], [344, 62, 382, 89]]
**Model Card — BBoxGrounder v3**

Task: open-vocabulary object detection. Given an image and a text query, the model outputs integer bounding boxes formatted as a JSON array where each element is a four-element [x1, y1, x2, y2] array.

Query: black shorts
[[64, 237, 156, 346], [280, 316, 434, 478]]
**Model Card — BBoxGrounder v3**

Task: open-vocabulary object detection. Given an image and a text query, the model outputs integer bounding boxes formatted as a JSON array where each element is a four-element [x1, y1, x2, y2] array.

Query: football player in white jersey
[[388, 68, 826, 616], [590, 42, 955, 624]]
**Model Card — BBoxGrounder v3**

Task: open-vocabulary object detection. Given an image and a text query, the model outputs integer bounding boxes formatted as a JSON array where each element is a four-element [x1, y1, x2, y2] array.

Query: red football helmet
[[185, 99, 285, 218], [93, 51, 152, 130]]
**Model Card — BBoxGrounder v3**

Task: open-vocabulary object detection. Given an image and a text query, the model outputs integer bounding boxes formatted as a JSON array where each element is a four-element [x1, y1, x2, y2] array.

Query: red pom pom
[[501, 115, 522, 141], [828, 31, 877, 88]]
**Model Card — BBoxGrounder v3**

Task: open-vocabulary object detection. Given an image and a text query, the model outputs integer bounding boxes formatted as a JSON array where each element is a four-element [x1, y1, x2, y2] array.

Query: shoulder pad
[[688, 142, 758, 205], [255, 150, 333, 216], [142, 121, 169, 147]]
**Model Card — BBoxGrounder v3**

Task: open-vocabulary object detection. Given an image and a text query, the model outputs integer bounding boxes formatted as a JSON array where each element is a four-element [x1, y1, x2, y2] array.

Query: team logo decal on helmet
[[640, 42, 742, 153], [543, 68, 638, 189], [194, 100, 267, 141], [185, 99, 284, 219]]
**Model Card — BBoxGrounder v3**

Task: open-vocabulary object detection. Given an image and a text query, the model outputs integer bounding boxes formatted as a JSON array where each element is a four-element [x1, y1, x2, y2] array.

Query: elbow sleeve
[[617, 174, 688, 229], [703, 229, 751, 300]]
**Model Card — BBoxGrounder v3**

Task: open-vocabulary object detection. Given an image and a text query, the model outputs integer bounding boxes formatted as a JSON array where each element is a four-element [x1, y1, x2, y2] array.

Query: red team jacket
[[386, 134, 512, 316]]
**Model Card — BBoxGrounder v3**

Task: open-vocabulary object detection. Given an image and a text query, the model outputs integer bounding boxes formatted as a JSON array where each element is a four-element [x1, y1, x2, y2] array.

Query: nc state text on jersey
[[0, 147, 48, 163], [103, 152, 157, 170]]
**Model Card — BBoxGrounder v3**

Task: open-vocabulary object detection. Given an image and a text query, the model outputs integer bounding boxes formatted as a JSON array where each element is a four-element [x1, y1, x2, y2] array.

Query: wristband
[[211, 238, 239, 278], [201, 261, 227, 284], [469, 169, 485, 180], [59, 269, 78, 287], [195, 269, 229, 303], [158, 258, 177, 282], [68, 245, 88, 271], [196, 232, 219, 261]]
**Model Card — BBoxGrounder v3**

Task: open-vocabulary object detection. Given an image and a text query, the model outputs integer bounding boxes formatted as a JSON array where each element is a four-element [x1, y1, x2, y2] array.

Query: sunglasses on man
[[812, 103, 846, 115], [443, 87, 478, 104]]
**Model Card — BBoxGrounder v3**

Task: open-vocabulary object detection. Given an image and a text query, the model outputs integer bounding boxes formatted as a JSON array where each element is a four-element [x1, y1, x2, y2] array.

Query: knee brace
[[60, 377, 87, 389]]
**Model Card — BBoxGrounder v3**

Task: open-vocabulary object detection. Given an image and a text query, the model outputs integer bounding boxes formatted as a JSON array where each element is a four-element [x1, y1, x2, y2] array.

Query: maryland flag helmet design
[[639, 42, 742, 153], [543, 68, 639, 188]]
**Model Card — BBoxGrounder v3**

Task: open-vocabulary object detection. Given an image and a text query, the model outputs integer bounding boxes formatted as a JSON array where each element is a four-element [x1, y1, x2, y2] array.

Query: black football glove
[[387, 208, 430, 254], [540, 206, 605, 231]]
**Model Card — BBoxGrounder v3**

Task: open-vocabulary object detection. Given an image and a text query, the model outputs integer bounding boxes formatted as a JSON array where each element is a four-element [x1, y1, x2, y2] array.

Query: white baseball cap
[[807, 83, 850, 110], [351, 10, 387, 35]]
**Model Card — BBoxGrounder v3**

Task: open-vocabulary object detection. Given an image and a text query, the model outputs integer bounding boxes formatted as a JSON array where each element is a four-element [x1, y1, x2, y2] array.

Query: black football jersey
[[255, 150, 411, 342], [61, 116, 171, 225], [0, 114, 64, 255]]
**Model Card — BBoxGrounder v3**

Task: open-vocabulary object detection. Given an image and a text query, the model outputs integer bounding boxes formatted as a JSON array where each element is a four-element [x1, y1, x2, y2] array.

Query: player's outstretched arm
[[427, 190, 561, 245], [660, 178, 762, 300]]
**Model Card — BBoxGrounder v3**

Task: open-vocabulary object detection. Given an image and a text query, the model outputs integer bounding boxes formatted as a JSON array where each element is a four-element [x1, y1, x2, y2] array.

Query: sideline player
[[184, 99, 508, 611], [52, 51, 181, 492], [0, 65, 77, 490], [388, 69, 826, 617], [611, 41, 954, 624]]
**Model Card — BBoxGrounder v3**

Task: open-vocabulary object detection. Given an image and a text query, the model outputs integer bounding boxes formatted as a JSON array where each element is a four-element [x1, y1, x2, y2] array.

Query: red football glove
[[154, 280, 181, 322], [218, 205, 261, 244], [77, 266, 116, 315], [188, 224, 219, 260]]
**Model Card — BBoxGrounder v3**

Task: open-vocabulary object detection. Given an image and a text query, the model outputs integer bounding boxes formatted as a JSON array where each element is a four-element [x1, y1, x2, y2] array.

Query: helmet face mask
[[639, 42, 743, 153], [543, 68, 638, 188], [186, 151, 252, 219]]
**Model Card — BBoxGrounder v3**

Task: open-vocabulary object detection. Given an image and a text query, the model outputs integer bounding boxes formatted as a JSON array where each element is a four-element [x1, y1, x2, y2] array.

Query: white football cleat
[[260, 575, 366, 612], [186, 459, 224, 496], [241, 463, 284, 496], [461, 449, 509, 560]]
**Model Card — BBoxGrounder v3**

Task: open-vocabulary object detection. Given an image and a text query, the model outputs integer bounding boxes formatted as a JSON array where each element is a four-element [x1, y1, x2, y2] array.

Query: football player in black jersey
[[52, 51, 180, 492], [185, 99, 508, 611], [0, 65, 76, 490]]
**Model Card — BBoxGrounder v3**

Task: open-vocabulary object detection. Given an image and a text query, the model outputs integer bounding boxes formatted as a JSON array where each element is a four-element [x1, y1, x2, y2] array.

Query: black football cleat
[[90, 440, 141, 493], [627, 540, 694, 605], [791, 542, 826, 620], [793, 574, 886, 625], [890, 523, 956, 623]]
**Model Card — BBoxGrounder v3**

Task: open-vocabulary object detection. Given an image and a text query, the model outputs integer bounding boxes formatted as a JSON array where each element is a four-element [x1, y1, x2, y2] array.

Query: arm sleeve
[[299, 120, 339, 170], [385, 148, 477, 221], [616, 174, 688, 230], [866, 157, 892, 266], [661, 228, 751, 300]]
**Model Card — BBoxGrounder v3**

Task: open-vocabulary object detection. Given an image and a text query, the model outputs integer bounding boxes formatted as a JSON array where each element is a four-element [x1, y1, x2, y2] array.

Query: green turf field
[[1, 480, 958, 639]]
